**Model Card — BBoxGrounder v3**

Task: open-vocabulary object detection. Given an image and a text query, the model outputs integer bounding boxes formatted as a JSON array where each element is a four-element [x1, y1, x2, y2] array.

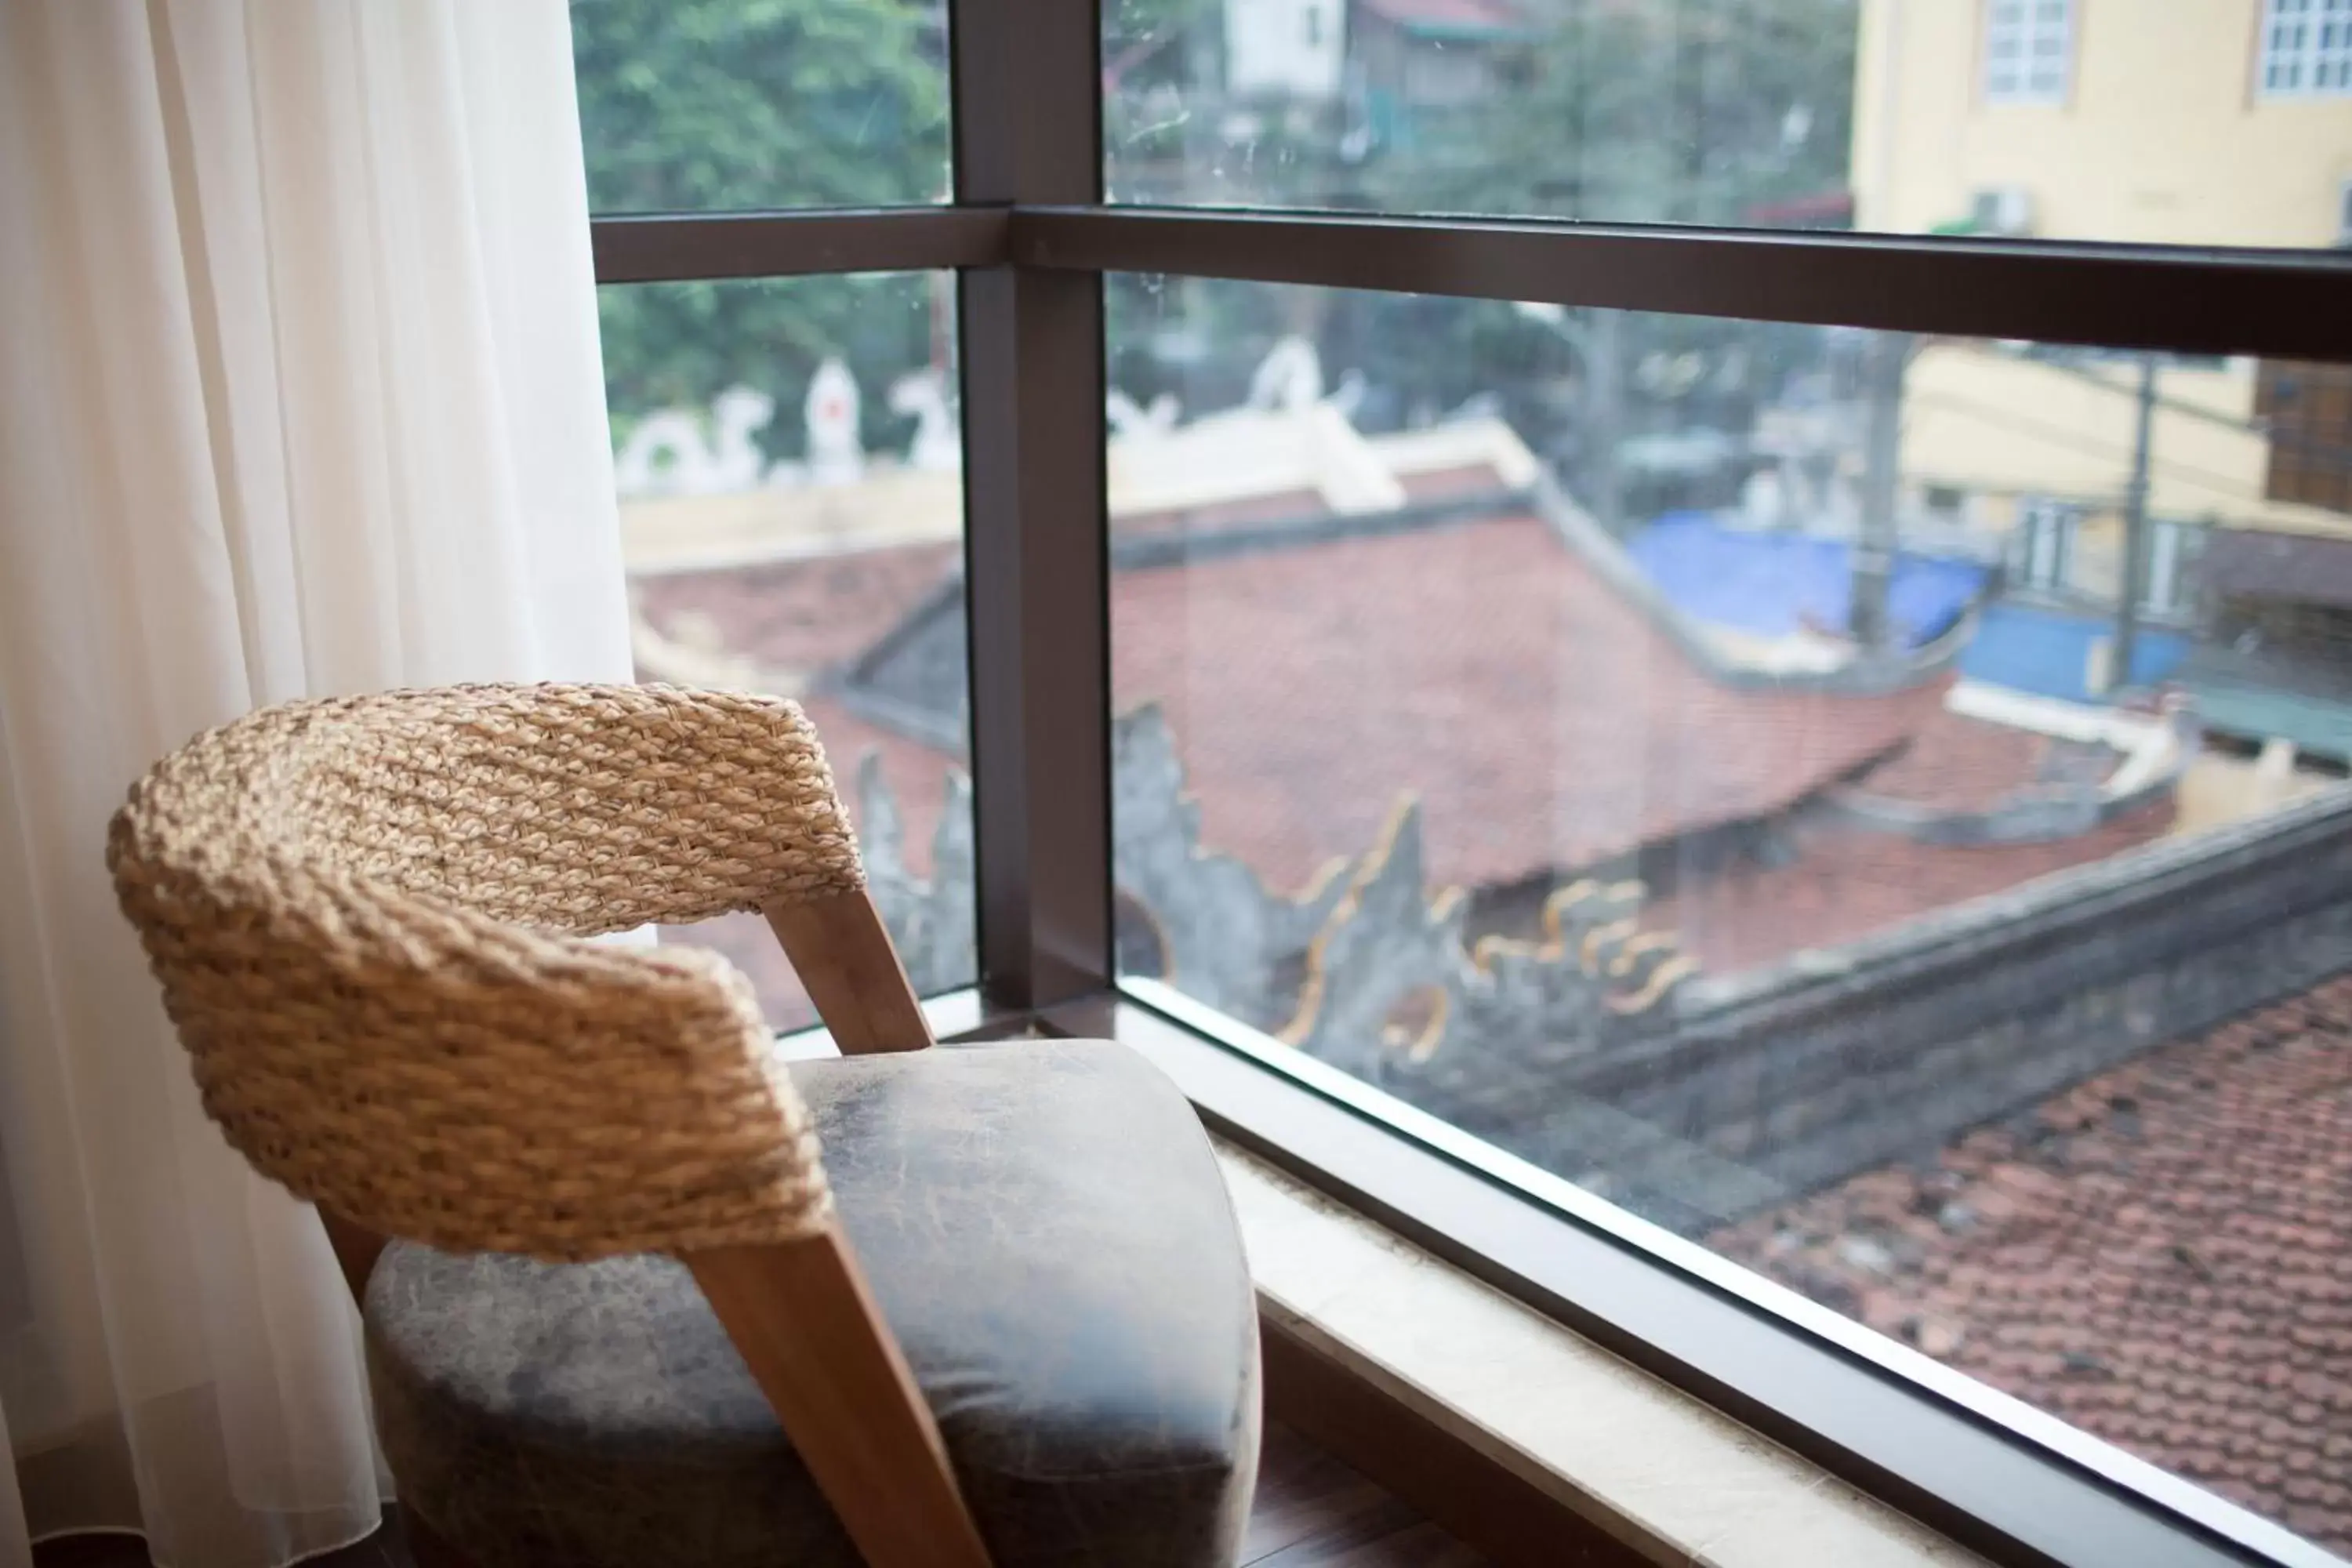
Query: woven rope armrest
[[106, 684, 861, 1261]]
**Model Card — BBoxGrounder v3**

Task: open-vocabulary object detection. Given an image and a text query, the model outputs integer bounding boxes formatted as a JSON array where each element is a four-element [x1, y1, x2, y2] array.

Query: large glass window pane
[[601, 273, 972, 1029], [1104, 0, 2352, 249], [572, 0, 950, 213], [1106, 273, 2352, 1552]]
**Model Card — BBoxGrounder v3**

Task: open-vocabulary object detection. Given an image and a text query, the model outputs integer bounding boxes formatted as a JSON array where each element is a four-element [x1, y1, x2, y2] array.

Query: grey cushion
[[365, 1039, 1261, 1568]]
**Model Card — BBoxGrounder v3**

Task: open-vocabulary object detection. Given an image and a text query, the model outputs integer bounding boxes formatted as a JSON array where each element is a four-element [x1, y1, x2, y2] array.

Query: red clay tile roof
[[1710, 974, 2352, 1553], [634, 513, 2154, 1013], [1643, 802, 2176, 975], [1849, 707, 2122, 812], [1112, 513, 1951, 894], [647, 516, 1965, 902], [1120, 490, 1330, 539], [635, 544, 960, 679]]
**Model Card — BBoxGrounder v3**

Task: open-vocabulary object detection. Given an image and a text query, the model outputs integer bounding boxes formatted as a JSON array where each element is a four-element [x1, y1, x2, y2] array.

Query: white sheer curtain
[[0, 3, 630, 1563]]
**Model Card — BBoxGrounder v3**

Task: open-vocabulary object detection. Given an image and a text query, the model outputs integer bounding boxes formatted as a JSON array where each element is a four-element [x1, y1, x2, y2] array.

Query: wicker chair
[[107, 684, 1261, 1568]]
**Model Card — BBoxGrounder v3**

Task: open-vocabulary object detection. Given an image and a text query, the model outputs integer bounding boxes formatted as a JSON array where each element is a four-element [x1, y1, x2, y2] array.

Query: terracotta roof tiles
[[1110, 513, 1950, 893], [1711, 974, 2352, 1552], [1642, 801, 2176, 975]]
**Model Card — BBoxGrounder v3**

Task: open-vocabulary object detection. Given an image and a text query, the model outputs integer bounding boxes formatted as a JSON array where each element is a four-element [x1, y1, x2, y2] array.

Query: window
[[1107, 0, 2352, 246], [2143, 517, 2198, 618], [597, 272, 975, 1029], [1106, 289, 2347, 1544], [2259, 0, 2352, 96], [579, 2, 2352, 1562], [2009, 496, 2078, 592], [1983, 0, 2073, 104], [570, 0, 950, 212], [2007, 502, 2199, 619], [2261, 359, 2352, 520], [1103, 0, 2352, 249]]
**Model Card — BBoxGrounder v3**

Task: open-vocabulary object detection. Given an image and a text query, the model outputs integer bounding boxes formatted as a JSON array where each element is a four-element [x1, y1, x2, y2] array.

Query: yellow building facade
[[1851, 0, 2352, 564], [1854, 0, 2352, 249]]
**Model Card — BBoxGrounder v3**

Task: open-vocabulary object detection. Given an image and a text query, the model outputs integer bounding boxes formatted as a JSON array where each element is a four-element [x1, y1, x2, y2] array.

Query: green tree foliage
[[1102, 0, 1227, 191], [1367, 0, 1859, 226], [1102, 0, 1857, 223], [572, 0, 950, 456]]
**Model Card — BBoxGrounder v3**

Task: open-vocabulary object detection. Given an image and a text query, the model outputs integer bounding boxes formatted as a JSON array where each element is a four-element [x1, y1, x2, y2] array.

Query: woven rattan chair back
[[104, 683, 870, 1261]]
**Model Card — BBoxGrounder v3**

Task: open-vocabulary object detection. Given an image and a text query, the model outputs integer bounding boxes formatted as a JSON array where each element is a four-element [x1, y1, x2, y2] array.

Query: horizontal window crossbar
[[593, 201, 2352, 362], [593, 180, 2351, 1567], [1014, 206, 2352, 362], [589, 206, 1008, 283]]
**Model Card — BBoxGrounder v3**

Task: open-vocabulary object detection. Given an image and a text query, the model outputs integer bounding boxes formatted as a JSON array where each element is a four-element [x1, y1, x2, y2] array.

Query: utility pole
[[1586, 307, 1625, 533], [1182, 5, 1221, 204], [2112, 353, 2160, 694], [1515, 300, 1625, 532], [1850, 330, 1911, 652]]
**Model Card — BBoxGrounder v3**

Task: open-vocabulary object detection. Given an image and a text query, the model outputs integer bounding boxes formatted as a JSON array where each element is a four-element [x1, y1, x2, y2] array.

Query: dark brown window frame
[[590, 5, 2352, 1564]]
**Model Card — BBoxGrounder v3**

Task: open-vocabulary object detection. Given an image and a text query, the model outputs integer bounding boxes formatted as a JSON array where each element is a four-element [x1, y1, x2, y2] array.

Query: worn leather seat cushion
[[365, 1038, 1260, 1568]]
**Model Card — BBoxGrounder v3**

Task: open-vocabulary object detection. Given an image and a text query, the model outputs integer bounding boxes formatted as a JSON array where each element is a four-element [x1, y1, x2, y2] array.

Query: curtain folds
[[0, 3, 629, 1563]]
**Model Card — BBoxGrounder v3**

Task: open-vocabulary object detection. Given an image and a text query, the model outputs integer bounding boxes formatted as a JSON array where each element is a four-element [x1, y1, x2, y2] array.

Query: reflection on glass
[[601, 273, 972, 1028], [572, 0, 950, 213], [1105, 0, 2352, 249], [1105, 274, 2352, 1552]]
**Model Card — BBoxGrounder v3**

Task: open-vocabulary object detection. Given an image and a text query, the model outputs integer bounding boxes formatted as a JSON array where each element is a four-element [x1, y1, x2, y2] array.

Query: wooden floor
[[1240, 1421, 1490, 1566], [31, 1421, 1485, 1568]]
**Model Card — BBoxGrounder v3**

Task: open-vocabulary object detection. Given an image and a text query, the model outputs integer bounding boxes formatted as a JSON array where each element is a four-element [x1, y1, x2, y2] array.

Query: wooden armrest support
[[687, 1225, 993, 1566], [320, 1208, 387, 1308], [764, 888, 936, 1054]]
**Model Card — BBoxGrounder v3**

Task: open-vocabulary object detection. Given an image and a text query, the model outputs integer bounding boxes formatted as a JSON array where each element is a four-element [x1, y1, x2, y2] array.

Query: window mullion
[[950, 0, 1112, 1011]]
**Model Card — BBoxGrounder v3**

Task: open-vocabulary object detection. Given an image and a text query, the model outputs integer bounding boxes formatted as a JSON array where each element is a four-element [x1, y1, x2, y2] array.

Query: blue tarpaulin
[[1628, 513, 1989, 652], [1627, 513, 2198, 705]]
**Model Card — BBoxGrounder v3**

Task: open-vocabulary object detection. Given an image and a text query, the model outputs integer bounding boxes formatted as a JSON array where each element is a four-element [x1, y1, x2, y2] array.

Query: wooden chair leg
[[685, 1224, 992, 1568], [764, 887, 936, 1054], [319, 1207, 387, 1307]]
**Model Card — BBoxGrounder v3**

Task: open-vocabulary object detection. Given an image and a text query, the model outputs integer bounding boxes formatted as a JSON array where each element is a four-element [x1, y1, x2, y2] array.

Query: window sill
[[1216, 1139, 1987, 1568]]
